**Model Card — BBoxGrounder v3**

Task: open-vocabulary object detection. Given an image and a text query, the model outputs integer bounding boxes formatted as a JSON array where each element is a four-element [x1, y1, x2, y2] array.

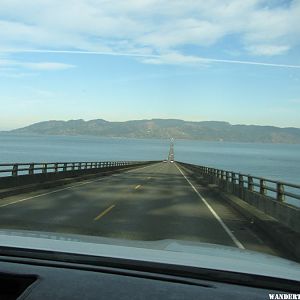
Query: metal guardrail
[[192, 165, 300, 203], [0, 161, 146, 177]]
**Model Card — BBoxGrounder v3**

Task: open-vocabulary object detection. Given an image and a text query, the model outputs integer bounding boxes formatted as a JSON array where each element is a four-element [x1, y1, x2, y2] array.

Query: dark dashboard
[[0, 253, 298, 300]]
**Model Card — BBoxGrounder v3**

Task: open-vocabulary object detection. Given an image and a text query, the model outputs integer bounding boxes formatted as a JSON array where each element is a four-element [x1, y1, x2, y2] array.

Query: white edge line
[[175, 163, 245, 250]]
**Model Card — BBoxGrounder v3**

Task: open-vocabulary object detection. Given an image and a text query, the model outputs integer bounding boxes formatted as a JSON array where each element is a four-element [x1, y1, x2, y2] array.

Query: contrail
[[2, 48, 300, 69], [2, 49, 158, 58], [197, 57, 300, 69]]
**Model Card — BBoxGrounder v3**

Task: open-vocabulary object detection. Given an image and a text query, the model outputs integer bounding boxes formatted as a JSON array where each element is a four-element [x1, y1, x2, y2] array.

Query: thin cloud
[[22, 62, 75, 71], [0, 57, 75, 71], [246, 44, 290, 56], [2, 49, 300, 69]]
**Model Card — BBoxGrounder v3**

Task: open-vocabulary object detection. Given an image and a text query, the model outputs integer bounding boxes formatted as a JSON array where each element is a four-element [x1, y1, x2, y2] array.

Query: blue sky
[[0, 0, 300, 130]]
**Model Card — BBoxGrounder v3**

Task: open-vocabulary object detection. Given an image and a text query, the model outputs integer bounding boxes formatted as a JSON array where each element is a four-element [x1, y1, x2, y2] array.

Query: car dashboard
[[0, 250, 298, 300]]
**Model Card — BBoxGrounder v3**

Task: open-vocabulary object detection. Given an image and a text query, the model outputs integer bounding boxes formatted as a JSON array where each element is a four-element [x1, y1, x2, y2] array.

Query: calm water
[[0, 134, 299, 205]]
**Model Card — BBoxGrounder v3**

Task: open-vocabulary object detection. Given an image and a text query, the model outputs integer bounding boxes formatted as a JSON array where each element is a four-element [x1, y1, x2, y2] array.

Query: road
[[0, 162, 283, 257]]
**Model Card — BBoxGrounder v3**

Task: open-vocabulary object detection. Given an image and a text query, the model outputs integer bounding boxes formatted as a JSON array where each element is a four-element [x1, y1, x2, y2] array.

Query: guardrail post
[[29, 163, 34, 175], [232, 172, 236, 184], [42, 163, 47, 174], [277, 183, 285, 202], [212, 168, 215, 181], [226, 171, 230, 182], [231, 172, 237, 194], [12, 164, 18, 176], [260, 179, 267, 196], [216, 169, 220, 183], [72, 163, 75, 171], [63, 163, 67, 172], [248, 176, 254, 192], [209, 168, 213, 183], [239, 174, 244, 198]]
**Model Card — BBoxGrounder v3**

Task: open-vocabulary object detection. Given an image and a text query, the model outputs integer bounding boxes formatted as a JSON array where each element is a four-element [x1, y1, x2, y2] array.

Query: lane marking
[[135, 184, 141, 190], [175, 163, 245, 250], [94, 204, 115, 221]]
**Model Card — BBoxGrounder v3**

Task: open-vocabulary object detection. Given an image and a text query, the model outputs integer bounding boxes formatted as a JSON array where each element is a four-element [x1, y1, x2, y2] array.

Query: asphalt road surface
[[0, 162, 284, 258]]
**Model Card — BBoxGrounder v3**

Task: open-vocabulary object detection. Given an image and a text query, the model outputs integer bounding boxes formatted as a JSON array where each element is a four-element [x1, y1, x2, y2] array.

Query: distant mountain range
[[6, 119, 300, 144]]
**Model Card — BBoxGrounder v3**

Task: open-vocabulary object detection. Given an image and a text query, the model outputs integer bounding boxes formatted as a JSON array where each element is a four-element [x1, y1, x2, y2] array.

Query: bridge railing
[[188, 165, 300, 204], [0, 161, 146, 177]]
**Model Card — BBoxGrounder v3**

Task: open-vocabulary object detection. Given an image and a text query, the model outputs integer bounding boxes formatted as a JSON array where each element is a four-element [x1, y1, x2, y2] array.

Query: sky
[[0, 0, 300, 130]]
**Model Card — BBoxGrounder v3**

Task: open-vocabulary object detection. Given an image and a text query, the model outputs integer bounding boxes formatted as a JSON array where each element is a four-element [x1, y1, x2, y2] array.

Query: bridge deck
[[0, 162, 284, 258]]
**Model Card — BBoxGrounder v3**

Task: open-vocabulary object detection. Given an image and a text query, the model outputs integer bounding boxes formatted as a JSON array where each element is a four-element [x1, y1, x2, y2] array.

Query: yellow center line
[[93, 204, 115, 221], [135, 184, 142, 190]]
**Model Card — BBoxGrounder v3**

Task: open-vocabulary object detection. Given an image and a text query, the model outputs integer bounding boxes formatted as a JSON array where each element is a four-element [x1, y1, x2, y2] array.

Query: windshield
[[0, 0, 300, 269]]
